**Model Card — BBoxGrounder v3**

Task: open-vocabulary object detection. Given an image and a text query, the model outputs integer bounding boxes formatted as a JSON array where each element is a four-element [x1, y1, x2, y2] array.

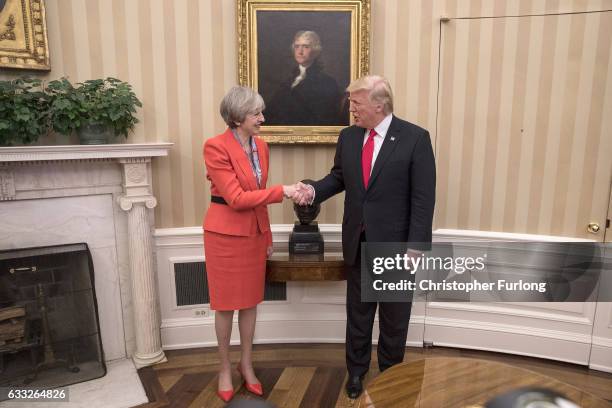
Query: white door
[[426, 10, 612, 365]]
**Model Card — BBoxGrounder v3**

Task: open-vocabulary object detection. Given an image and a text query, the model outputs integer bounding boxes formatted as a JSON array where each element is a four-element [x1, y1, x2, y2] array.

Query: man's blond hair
[[346, 75, 393, 115]]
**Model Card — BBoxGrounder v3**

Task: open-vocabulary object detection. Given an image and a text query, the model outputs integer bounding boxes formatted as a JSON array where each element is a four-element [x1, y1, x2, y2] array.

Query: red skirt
[[204, 230, 267, 310]]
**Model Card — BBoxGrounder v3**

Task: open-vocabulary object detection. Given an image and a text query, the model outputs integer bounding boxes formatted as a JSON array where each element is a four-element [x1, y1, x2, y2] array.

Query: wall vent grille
[[174, 262, 286, 306]]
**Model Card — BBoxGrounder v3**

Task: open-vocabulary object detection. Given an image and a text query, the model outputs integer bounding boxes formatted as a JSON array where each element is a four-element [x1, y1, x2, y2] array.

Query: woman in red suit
[[203, 86, 296, 402]]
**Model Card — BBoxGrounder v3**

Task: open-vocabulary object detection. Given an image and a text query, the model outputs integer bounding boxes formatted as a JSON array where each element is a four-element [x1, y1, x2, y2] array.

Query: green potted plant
[[0, 77, 50, 146], [47, 77, 142, 144]]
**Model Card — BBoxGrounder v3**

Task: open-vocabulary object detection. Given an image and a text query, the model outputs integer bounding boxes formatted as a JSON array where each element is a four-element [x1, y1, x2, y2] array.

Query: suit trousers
[[345, 233, 413, 377]]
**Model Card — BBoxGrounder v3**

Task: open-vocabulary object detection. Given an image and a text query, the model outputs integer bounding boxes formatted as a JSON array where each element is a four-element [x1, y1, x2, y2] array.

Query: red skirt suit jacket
[[203, 128, 283, 237]]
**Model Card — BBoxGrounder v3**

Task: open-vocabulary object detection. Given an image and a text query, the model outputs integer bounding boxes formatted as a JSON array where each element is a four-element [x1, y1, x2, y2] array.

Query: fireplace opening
[[0, 243, 106, 396]]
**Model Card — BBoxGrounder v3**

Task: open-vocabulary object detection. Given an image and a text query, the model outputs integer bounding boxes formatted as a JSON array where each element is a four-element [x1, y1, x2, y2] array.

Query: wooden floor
[[136, 344, 612, 408]]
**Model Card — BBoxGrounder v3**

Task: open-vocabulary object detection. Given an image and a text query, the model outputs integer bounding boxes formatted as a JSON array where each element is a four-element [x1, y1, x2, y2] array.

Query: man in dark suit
[[264, 30, 347, 126], [293, 75, 436, 399]]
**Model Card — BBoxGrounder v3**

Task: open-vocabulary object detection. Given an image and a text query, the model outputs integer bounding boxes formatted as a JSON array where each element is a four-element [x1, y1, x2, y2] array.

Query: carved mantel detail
[[0, 167, 15, 200], [118, 157, 157, 212]]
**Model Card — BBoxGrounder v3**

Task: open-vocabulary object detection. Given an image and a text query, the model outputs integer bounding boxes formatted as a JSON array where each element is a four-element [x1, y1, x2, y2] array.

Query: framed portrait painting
[[0, 0, 50, 70], [238, 0, 370, 144]]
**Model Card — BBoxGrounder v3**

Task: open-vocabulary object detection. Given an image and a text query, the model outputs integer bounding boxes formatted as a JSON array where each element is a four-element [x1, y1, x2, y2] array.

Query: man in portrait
[[264, 30, 346, 126]]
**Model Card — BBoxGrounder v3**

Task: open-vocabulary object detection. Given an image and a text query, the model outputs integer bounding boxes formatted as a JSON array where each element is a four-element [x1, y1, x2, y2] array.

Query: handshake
[[282, 181, 314, 206]]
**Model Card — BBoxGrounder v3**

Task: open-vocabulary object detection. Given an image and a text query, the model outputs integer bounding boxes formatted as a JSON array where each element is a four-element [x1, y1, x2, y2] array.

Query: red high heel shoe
[[237, 364, 264, 396], [216, 388, 234, 403]]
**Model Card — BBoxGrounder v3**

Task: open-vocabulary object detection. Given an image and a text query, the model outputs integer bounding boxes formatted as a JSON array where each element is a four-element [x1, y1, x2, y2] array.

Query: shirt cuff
[[306, 184, 315, 205]]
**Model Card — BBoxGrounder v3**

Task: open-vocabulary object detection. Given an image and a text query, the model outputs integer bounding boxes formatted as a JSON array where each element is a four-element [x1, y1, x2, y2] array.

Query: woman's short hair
[[219, 86, 265, 128], [291, 30, 322, 56], [346, 75, 394, 115]]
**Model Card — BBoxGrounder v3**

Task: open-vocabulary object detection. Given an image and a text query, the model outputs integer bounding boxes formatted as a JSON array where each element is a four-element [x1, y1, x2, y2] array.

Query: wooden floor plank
[[153, 365, 216, 378], [158, 374, 182, 393], [166, 372, 215, 408], [333, 372, 355, 408], [282, 366, 317, 408], [187, 373, 228, 408], [268, 367, 317, 407], [136, 344, 612, 408], [300, 366, 347, 408], [256, 366, 285, 400], [156, 347, 346, 371], [267, 367, 297, 407], [138, 366, 169, 406]]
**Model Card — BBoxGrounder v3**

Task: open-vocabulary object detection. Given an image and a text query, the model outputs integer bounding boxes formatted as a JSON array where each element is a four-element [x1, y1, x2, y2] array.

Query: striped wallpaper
[[435, 2, 612, 239], [1, 0, 610, 239]]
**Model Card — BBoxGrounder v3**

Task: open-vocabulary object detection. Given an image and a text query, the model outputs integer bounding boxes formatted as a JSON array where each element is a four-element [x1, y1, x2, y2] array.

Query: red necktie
[[362, 129, 377, 187]]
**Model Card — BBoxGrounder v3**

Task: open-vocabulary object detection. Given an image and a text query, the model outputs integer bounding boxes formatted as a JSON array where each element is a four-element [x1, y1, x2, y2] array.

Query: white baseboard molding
[[588, 344, 612, 373], [425, 316, 591, 344], [592, 335, 612, 348], [588, 364, 612, 374], [161, 317, 424, 350], [424, 319, 590, 365]]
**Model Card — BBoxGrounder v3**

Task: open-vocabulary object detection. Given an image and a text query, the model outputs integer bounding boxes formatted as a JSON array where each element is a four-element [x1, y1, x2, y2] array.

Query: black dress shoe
[[345, 375, 364, 399]]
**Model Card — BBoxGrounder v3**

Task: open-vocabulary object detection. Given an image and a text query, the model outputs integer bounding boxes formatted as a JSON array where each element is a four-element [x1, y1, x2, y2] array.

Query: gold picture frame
[[238, 0, 370, 144], [0, 0, 50, 70]]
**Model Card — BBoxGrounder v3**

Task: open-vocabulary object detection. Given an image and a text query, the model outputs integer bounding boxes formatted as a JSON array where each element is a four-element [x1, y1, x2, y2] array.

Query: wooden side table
[[266, 253, 346, 281]]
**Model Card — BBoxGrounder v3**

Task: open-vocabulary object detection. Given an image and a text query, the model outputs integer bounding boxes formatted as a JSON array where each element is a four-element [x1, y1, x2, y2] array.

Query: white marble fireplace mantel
[[0, 143, 173, 162], [0, 143, 172, 369]]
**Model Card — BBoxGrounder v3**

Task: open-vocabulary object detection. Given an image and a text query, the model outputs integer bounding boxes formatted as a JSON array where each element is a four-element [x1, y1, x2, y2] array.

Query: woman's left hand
[[267, 246, 274, 258]]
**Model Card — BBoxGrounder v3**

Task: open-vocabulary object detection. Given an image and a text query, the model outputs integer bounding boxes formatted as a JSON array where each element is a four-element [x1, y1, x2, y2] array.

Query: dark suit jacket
[[265, 61, 346, 126], [311, 116, 436, 265]]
